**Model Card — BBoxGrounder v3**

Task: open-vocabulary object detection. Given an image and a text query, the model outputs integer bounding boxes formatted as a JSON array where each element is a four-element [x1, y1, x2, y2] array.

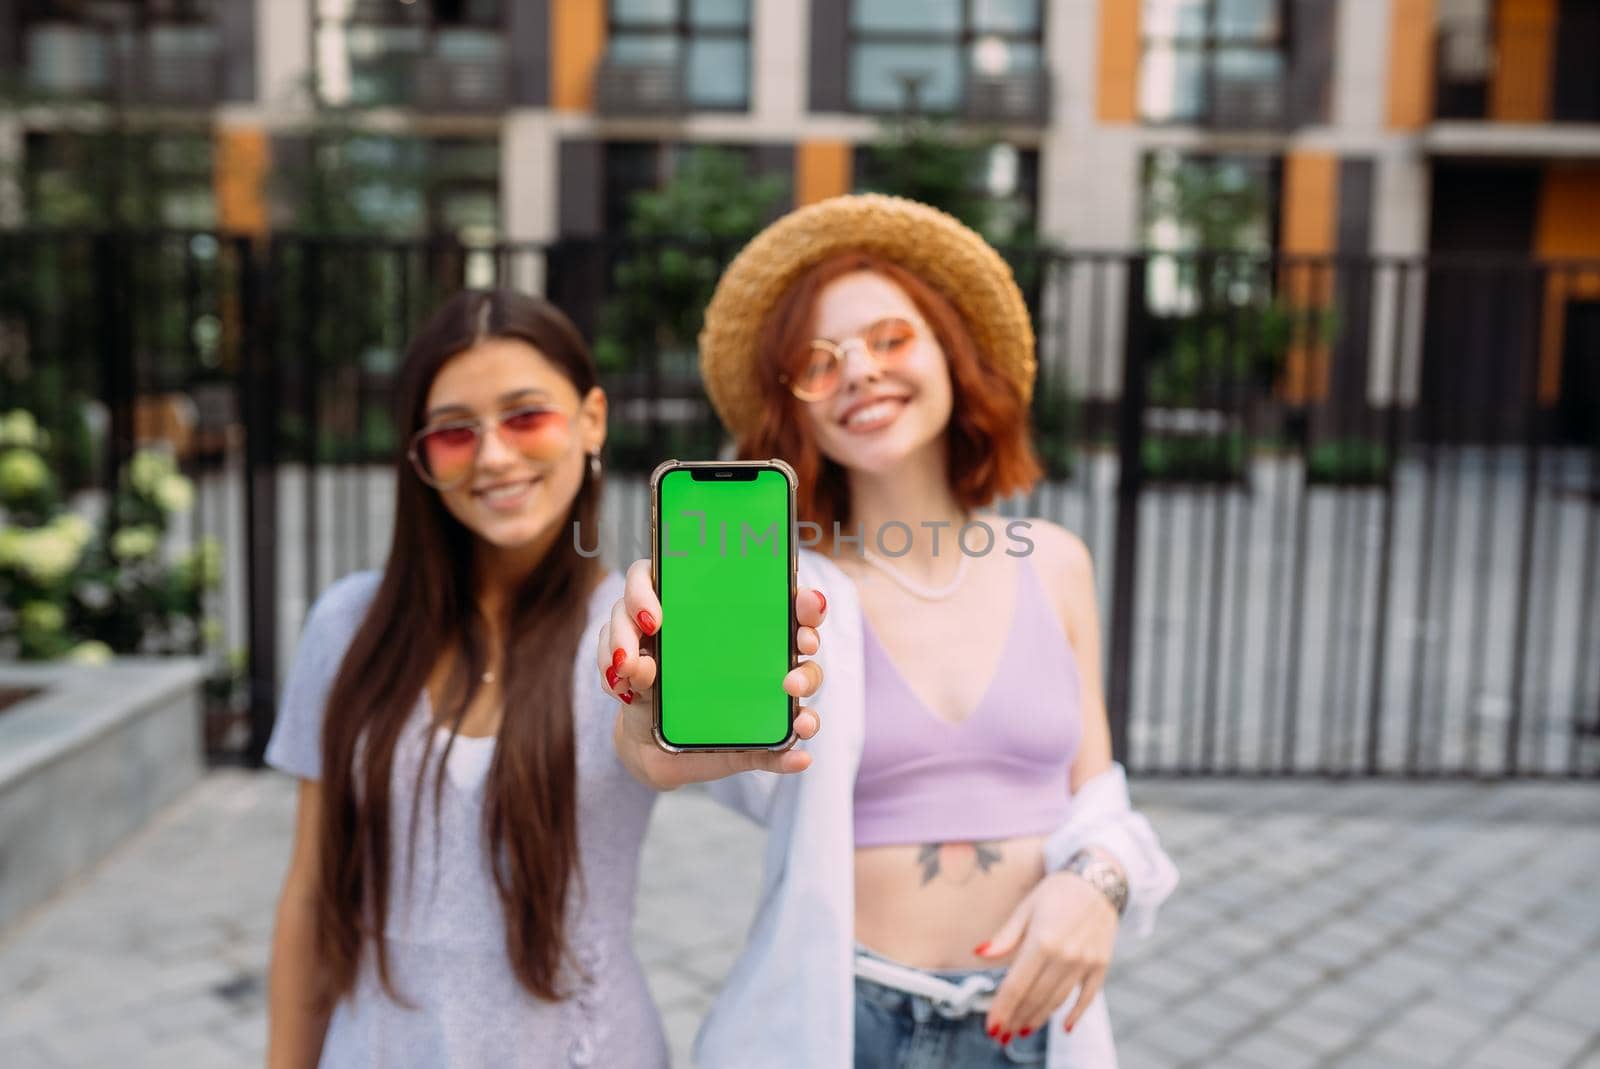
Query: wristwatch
[[1062, 850, 1129, 916]]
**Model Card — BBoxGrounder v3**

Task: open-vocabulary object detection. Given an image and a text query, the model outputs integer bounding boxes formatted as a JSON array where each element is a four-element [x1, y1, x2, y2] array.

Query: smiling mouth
[[472, 477, 541, 505], [840, 396, 909, 431]]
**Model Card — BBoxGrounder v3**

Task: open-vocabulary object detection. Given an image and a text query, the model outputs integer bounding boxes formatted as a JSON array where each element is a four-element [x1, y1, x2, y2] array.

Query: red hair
[[741, 253, 1041, 532]]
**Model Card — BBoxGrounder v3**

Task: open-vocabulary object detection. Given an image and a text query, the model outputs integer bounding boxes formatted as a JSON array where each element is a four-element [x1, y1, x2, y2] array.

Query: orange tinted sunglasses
[[408, 404, 572, 490]]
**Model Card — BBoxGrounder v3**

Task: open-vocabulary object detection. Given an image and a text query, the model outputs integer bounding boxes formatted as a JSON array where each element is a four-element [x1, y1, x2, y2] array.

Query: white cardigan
[[694, 550, 1179, 1068]]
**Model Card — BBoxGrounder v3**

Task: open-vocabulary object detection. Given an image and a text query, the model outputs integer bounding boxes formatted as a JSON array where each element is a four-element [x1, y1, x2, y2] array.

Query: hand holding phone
[[603, 568, 826, 790], [597, 461, 828, 789], [652, 460, 798, 751]]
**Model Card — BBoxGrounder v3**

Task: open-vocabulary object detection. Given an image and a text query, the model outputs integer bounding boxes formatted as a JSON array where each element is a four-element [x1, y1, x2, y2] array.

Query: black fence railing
[[1, 229, 1596, 779]]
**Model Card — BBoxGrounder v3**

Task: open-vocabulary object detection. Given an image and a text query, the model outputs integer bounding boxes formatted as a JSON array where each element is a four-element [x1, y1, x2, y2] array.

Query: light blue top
[[266, 569, 668, 1069]]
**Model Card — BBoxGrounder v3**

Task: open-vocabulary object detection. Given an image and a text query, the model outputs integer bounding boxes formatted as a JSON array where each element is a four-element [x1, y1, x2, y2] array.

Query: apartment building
[[2, 0, 1596, 418]]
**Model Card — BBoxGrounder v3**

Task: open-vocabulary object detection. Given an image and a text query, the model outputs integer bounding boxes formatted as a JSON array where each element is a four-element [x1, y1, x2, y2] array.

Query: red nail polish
[[620, 691, 633, 705], [987, 1024, 999, 1038], [973, 942, 990, 956], [1001, 1032, 1012, 1044], [605, 666, 619, 689], [612, 648, 626, 669], [816, 590, 827, 614], [1020, 1028, 1033, 1038], [637, 610, 657, 635]]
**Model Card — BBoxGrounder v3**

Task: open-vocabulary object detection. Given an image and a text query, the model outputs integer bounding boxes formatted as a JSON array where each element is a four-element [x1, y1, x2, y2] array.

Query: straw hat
[[698, 193, 1036, 444]]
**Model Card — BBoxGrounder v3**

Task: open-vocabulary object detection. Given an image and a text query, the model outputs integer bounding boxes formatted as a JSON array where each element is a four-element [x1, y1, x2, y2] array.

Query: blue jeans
[[853, 948, 1048, 1068]]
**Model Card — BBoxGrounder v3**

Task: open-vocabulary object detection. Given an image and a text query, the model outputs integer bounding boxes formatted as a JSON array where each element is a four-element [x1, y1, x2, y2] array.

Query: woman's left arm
[[1043, 530, 1178, 933], [978, 524, 1178, 1041]]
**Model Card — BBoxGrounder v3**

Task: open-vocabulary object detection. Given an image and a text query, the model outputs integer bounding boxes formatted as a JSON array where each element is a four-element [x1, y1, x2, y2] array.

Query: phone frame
[[649, 458, 799, 753]]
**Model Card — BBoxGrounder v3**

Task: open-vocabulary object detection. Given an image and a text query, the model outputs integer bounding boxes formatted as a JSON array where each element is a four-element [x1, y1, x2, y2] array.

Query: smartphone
[[650, 459, 798, 752]]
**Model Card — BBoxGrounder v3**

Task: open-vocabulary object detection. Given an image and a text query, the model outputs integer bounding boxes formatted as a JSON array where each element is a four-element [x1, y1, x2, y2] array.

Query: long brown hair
[[742, 253, 1041, 529], [314, 290, 601, 1008]]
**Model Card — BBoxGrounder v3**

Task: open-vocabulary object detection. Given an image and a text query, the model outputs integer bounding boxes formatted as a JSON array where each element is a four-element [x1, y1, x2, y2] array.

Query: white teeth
[[481, 481, 532, 501], [846, 400, 902, 428]]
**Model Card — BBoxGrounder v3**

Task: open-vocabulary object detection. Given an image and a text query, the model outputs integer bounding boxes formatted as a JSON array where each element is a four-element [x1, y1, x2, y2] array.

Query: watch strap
[[1063, 850, 1129, 916]]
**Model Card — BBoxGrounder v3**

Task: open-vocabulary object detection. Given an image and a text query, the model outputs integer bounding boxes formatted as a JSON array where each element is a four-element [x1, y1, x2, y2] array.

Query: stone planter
[[0, 658, 206, 936]]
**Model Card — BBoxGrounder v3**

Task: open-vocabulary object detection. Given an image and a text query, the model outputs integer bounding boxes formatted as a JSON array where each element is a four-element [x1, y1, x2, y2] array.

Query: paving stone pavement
[[0, 772, 1597, 1068]]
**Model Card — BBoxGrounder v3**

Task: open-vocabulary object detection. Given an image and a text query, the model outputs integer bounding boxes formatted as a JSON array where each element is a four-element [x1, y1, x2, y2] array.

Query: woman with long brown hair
[[264, 289, 826, 1067], [604, 196, 1178, 1067]]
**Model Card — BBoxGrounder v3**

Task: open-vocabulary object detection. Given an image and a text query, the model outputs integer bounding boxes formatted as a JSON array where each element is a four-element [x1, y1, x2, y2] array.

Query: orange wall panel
[[1387, 0, 1436, 129], [1279, 153, 1340, 404], [214, 126, 269, 236], [552, 0, 606, 112], [795, 141, 852, 206], [1281, 153, 1339, 256], [1097, 0, 1140, 123], [1491, 0, 1557, 122], [1535, 165, 1600, 402], [1536, 166, 1600, 260]]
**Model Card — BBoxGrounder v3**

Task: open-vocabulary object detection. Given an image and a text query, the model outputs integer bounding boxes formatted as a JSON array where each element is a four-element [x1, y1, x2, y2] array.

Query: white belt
[[853, 953, 997, 1017]]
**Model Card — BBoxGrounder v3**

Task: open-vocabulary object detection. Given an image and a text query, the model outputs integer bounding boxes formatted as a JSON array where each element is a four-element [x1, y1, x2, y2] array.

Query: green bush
[[859, 118, 992, 233], [594, 148, 788, 375], [1150, 302, 1339, 408], [1030, 385, 1077, 481], [1142, 432, 1247, 483], [1307, 438, 1391, 485], [0, 407, 222, 662]]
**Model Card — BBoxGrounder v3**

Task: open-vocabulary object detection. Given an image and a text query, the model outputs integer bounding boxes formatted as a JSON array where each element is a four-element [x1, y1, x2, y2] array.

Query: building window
[[847, 0, 1044, 115], [21, 21, 117, 98], [602, 142, 672, 237], [1141, 150, 1278, 313], [314, 0, 505, 109], [854, 139, 1038, 246], [1139, 0, 1286, 126], [430, 137, 501, 240], [1433, 0, 1493, 119], [607, 0, 752, 111], [289, 133, 499, 239], [24, 130, 215, 228], [19, 0, 221, 103], [600, 140, 774, 233]]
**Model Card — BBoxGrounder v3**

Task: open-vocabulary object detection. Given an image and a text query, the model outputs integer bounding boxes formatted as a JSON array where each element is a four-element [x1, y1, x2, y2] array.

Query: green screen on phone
[[656, 466, 793, 748]]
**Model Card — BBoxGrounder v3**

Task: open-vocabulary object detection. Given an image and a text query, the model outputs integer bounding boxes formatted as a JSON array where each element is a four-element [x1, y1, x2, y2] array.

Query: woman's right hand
[[599, 558, 827, 791]]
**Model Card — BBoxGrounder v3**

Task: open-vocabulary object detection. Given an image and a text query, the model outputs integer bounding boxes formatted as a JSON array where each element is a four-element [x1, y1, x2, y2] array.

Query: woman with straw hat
[[601, 195, 1177, 1067]]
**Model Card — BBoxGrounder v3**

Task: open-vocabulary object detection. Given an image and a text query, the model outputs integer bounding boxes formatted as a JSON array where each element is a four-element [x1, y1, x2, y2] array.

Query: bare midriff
[[853, 833, 1046, 969]]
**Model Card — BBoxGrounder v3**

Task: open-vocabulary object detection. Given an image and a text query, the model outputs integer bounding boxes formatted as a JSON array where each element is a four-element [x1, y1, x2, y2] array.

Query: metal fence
[[1, 229, 1596, 778]]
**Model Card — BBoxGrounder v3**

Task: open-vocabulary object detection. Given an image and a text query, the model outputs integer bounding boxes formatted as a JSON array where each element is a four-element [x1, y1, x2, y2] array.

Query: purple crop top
[[852, 555, 1083, 848]]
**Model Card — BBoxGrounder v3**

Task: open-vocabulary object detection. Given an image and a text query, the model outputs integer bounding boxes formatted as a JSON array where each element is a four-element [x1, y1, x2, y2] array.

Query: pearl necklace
[[859, 549, 971, 601]]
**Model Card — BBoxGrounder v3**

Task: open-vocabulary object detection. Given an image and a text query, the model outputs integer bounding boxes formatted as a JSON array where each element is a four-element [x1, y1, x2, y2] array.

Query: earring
[[588, 452, 602, 480]]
